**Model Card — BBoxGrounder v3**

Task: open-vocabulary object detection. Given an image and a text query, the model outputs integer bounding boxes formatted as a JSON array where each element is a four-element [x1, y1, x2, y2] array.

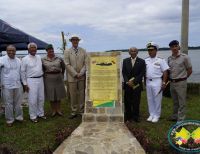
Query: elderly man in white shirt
[[0, 45, 23, 127], [21, 42, 46, 123]]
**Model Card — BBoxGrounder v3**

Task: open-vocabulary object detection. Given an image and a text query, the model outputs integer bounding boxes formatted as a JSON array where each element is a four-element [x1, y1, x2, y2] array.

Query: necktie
[[74, 48, 78, 55]]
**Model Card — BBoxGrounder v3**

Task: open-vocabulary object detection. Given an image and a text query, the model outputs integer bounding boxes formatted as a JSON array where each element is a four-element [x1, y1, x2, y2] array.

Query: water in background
[[122, 50, 200, 83], [2, 50, 199, 83]]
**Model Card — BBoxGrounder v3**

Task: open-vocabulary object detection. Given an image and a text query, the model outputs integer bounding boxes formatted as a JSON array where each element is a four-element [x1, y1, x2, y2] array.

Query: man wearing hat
[[167, 40, 192, 122], [145, 42, 169, 123], [64, 35, 87, 119]]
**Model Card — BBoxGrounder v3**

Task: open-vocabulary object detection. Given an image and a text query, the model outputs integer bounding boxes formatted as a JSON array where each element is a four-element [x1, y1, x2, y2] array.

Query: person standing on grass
[[145, 42, 169, 123], [64, 35, 87, 119], [42, 44, 66, 117], [167, 40, 192, 122], [122, 47, 146, 123], [21, 42, 46, 123], [0, 45, 23, 127]]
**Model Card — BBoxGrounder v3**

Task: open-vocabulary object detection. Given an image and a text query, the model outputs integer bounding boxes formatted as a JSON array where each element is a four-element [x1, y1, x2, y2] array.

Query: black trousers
[[124, 85, 141, 121]]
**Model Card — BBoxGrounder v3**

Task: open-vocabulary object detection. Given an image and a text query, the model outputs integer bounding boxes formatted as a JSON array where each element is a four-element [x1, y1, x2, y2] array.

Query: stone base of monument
[[54, 52, 145, 154], [54, 122, 145, 154]]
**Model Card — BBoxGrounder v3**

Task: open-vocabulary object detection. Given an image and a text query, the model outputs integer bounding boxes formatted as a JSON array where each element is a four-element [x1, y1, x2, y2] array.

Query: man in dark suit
[[122, 47, 146, 122]]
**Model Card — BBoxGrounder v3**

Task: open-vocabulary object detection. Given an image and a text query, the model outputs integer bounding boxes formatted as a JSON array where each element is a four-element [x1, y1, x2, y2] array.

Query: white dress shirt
[[131, 56, 137, 67], [21, 55, 43, 85], [145, 56, 169, 79], [0, 55, 22, 89]]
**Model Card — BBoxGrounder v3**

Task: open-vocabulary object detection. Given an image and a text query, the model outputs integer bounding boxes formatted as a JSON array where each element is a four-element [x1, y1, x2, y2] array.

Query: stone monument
[[54, 51, 145, 154], [83, 51, 123, 122]]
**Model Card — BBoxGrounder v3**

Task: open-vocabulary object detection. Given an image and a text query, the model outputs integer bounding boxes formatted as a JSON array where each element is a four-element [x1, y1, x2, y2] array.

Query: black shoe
[[7, 122, 13, 127], [51, 112, 56, 117], [68, 114, 77, 119], [38, 116, 47, 120], [57, 112, 63, 116]]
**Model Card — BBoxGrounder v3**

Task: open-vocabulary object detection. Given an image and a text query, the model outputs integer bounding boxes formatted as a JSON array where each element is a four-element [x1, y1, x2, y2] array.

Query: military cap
[[169, 40, 179, 47], [46, 44, 54, 50], [146, 41, 159, 50]]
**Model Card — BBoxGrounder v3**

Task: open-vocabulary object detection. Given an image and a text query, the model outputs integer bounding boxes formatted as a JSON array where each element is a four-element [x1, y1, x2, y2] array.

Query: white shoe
[[147, 116, 153, 122], [152, 117, 159, 123]]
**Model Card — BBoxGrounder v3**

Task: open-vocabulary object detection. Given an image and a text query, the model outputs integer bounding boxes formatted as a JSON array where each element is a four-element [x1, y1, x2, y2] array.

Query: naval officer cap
[[169, 40, 179, 47], [146, 41, 159, 50]]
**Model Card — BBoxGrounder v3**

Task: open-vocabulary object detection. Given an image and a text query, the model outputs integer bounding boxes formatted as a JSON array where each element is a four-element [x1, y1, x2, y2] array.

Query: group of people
[[0, 35, 192, 127], [123, 40, 192, 123], [0, 35, 87, 126]]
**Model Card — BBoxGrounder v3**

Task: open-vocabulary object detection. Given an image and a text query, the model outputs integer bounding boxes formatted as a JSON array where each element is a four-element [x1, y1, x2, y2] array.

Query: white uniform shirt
[[0, 55, 22, 89], [21, 55, 43, 85], [145, 56, 169, 79]]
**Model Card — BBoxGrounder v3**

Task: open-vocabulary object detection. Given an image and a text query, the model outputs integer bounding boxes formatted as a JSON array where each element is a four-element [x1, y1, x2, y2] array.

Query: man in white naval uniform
[[21, 42, 46, 123], [145, 42, 169, 123], [0, 45, 23, 127]]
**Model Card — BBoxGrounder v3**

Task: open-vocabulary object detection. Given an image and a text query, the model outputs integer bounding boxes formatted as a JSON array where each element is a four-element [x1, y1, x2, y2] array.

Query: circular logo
[[168, 120, 200, 153]]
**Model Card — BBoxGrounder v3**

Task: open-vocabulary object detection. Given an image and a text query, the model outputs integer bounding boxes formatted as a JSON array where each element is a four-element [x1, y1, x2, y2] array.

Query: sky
[[0, 0, 200, 52]]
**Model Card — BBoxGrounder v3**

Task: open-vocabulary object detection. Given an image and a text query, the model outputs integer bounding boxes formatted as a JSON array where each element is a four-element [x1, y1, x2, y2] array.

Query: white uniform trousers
[[146, 78, 163, 119], [27, 77, 44, 120], [3, 87, 23, 124]]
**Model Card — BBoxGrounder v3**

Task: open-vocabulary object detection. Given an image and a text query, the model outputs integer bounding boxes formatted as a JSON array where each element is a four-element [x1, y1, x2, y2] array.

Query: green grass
[[0, 92, 199, 153], [126, 91, 200, 153], [0, 99, 81, 154]]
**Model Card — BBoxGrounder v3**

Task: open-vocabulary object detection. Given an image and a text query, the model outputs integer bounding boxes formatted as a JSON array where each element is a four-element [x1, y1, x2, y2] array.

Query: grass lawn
[[126, 91, 200, 153], [0, 98, 81, 154], [0, 92, 199, 154]]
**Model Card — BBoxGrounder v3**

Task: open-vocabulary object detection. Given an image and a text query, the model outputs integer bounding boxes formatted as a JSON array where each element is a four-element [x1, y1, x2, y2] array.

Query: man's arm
[[187, 67, 192, 78], [184, 55, 192, 78], [79, 51, 88, 77], [21, 58, 27, 85], [60, 58, 66, 75], [122, 59, 129, 83], [162, 70, 168, 84], [134, 59, 146, 85], [64, 49, 78, 77], [20, 58, 29, 92]]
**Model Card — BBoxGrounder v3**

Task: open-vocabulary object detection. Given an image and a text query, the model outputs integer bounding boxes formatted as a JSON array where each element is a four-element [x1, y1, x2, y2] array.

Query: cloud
[[0, 0, 199, 51]]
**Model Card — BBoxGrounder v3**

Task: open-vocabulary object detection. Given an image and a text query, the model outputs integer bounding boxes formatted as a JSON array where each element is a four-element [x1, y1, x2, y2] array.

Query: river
[[2, 49, 200, 83]]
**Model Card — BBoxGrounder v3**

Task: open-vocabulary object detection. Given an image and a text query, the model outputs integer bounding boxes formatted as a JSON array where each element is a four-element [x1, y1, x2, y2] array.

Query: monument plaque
[[83, 51, 123, 122]]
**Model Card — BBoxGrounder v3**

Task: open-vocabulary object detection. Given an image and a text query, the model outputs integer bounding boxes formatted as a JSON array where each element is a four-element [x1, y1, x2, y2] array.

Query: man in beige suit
[[64, 35, 87, 119]]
